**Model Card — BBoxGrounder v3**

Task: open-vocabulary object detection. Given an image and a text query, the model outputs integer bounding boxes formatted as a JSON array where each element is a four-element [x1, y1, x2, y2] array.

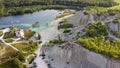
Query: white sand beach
[[33, 14, 74, 68]]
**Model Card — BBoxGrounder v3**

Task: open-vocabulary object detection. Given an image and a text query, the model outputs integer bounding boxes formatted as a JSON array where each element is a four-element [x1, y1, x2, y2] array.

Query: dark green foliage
[[63, 30, 71, 33], [3, 26, 18, 39], [38, 34, 41, 40], [108, 10, 116, 16], [49, 36, 66, 45], [83, 11, 89, 15], [15, 52, 26, 62], [85, 22, 108, 37], [77, 36, 120, 59], [8, 58, 24, 68], [58, 23, 73, 29], [112, 19, 120, 23]]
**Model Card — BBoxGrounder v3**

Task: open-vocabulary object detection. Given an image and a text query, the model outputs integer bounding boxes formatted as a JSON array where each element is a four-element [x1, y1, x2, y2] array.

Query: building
[[15, 29, 24, 38]]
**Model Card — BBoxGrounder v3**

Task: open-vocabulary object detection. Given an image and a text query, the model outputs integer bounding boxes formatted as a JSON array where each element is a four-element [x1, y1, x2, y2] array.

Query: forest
[[0, 0, 118, 17]]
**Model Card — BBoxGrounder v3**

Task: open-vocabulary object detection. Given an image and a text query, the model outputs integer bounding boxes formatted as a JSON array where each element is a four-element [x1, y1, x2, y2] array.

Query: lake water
[[0, 10, 59, 31]]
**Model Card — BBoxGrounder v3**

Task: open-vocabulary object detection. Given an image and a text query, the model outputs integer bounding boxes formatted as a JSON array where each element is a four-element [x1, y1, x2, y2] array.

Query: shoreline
[[33, 14, 74, 68]]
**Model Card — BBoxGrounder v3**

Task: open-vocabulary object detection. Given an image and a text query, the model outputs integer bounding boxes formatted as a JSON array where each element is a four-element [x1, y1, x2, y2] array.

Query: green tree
[[9, 58, 24, 68]]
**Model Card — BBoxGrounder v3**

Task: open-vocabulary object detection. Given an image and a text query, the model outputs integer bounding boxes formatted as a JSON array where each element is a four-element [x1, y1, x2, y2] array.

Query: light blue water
[[0, 10, 59, 31]]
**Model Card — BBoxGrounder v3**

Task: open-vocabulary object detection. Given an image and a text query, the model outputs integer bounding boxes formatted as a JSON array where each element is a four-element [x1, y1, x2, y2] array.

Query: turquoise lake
[[0, 10, 59, 31]]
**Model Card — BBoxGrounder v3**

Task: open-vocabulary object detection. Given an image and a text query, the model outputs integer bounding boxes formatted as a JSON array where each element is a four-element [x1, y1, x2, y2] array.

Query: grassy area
[[24, 29, 35, 39], [0, 31, 3, 37], [3, 26, 19, 39], [5, 39, 14, 43], [109, 5, 120, 11], [77, 36, 120, 59], [12, 41, 39, 54], [114, 0, 120, 4], [0, 42, 17, 66]]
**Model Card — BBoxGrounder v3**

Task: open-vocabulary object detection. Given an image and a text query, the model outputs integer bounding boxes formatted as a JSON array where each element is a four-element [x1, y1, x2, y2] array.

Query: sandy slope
[[33, 14, 74, 68]]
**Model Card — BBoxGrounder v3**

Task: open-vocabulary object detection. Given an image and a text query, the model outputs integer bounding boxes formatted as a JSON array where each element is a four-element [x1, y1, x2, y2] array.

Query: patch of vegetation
[[49, 36, 66, 46], [107, 10, 116, 16], [83, 11, 89, 15], [85, 22, 108, 37], [3, 26, 18, 39], [17, 38, 28, 41], [109, 5, 120, 11], [112, 19, 120, 23], [5, 39, 14, 43], [0, 0, 117, 17], [38, 34, 41, 40], [112, 31, 119, 37], [83, 6, 107, 16], [58, 23, 73, 29], [0, 58, 24, 68], [24, 29, 35, 39], [0, 44, 17, 62], [0, 31, 3, 37], [15, 52, 26, 62], [13, 41, 39, 54], [63, 30, 71, 33], [77, 36, 120, 59]]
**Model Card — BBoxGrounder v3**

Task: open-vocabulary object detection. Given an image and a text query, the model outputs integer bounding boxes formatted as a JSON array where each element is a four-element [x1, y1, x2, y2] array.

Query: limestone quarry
[[40, 10, 120, 68]]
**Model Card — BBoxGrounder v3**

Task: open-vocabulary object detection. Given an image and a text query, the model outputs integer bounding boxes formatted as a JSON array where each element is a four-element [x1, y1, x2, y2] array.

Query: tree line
[[0, 0, 118, 17]]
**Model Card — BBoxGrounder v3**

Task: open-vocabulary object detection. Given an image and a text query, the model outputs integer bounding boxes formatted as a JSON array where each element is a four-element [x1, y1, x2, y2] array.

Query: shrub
[[24, 29, 35, 39], [112, 19, 120, 23], [85, 22, 108, 37], [15, 52, 26, 62], [0, 31, 3, 37], [3, 26, 18, 39], [49, 36, 66, 45], [58, 23, 73, 29], [63, 30, 71, 33], [8, 58, 24, 68]]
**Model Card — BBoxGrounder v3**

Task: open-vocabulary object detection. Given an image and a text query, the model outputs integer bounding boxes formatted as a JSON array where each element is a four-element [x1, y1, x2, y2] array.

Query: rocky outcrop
[[66, 11, 94, 27], [42, 43, 120, 68], [107, 21, 120, 37]]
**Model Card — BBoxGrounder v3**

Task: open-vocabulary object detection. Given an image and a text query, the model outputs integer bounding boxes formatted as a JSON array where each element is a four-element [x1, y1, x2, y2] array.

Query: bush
[[85, 22, 108, 37], [49, 36, 66, 45], [38, 34, 41, 40], [24, 29, 35, 39], [58, 23, 73, 29], [3, 26, 18, 39], [15, 52, 26, 62], [63, 30, 71, 33], [8, 58, 23, 68], [0, 31, 3, 37], [112, 19, 120, 23]]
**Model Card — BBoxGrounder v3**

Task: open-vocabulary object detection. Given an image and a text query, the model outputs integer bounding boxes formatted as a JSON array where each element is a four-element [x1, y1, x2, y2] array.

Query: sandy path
[[33, 14, 74, 68]]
